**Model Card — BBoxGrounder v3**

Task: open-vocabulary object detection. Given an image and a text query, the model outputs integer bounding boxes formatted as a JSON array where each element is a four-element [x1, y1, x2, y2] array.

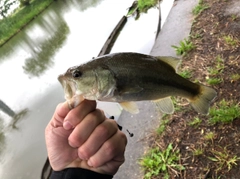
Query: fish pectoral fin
[[154, 97, 174, 114], [156, 56, 181, 72], [68, 95, 85, 109], [119, 102, 139, 114]]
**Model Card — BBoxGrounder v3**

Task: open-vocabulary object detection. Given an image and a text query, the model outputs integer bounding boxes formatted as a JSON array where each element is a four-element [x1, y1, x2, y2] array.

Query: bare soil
[[152, 0, 240, 178]]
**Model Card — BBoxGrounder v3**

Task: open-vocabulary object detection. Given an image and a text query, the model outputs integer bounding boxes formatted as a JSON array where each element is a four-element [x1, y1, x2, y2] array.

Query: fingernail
[[63, 121, 73, 130], [87, 160, 93, 167], [78, 152, 87, 161]]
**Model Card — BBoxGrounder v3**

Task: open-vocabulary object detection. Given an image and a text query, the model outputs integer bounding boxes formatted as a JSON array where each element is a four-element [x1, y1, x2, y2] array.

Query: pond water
[[0, 0, 173, 178]]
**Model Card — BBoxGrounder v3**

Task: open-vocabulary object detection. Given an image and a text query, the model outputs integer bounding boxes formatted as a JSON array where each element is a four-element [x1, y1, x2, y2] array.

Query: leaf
[[208, 157, 218, 162]]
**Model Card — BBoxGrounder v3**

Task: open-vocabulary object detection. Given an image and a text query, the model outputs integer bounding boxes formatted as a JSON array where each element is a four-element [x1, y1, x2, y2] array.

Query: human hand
[[45, 100, 127, 175]]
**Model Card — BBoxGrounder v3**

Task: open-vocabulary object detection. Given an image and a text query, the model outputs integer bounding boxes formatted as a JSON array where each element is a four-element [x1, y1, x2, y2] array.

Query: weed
[[209, 99, 240, 125], [172, 39, 195, 56], [192, 148, 204, 156], [208, 146, 240, 172], [188, 117, 202, 127], [179, 69, 192, 79], [230, 74, 240, 82], [231, 14, 237, 21], [208, 55, 224, 75], [157, 119, 169, 135], [191, 33, 202, 39], [192, 0, 209, 15], [140, 143, 185, 179], [206, 78, 222, 85], [138, 0, 158, 13], [204, 131, 215, 142], [171, 97, 184, 112], [223, 35, 238, 47]]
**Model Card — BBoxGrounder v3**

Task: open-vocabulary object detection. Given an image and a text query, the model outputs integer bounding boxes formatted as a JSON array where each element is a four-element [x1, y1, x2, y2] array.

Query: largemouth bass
[[58, 52, 217, 114]]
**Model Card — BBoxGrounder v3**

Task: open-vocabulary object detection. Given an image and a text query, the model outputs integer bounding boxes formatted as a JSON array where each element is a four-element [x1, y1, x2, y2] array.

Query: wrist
[[50, 168, 113, 179]]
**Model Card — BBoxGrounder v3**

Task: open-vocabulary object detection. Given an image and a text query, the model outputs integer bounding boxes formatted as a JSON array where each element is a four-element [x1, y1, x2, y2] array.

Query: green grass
[[140, 143, 185, 179], [192, 0, 209, 15], [223, 35, 239, 47], [188, 117, 202, 127], [209, 99, 240, 125], [157, 118, 169, 135], [171, 97, 184, 112], [208, 55, 225, 75], [0, 0, 54, 46], [190, 32, 202, 39], [207, 55, 224, 85], [179, 69, 192, 79], [192, 148, 204, 156], [231, 14, 237, 21], [138, 0, 158, 13], [207, 78, 222, 85], [231, 74, 240, 81], [204, 131, 215, 142], [208, 146, 240, 172], [172, 39, 195, 56]]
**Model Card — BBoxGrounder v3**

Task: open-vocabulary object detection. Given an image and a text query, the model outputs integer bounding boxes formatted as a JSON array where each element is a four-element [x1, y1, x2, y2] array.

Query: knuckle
[[108, 119, 119, 130], [95, 124, 110, 138], [68, 134, 83, 148], [118, 131, 128, 145], [89, 109, 105, 123], [104, 141, 116, 157]]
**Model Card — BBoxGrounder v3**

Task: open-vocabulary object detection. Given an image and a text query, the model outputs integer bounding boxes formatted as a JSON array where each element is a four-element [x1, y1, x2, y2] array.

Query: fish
[[58, 52, 217, 114]]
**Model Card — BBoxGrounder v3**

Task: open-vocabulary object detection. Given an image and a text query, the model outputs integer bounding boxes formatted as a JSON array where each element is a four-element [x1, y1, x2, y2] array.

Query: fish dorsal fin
[[119, 102, 139, 114], [156, 56, 181, 72], [154, 97, 174, 114]]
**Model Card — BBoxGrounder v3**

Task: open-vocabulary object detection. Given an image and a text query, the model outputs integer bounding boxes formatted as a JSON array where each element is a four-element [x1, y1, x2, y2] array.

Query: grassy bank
[[0, 0, 54, 47], [140, 0, 240, 178]]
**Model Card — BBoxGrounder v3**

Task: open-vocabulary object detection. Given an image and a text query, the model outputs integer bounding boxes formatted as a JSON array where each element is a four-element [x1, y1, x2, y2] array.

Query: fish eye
[[72, 70, 82, 78]]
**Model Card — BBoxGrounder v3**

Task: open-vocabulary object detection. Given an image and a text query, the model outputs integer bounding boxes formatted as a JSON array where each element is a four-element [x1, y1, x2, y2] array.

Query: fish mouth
[[58, 74, 83, 107]]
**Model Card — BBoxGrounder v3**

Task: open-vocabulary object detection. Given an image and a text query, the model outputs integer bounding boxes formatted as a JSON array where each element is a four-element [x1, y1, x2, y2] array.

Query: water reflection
[[0, 101, 28, 156], [68, 0, 103, 11], [23, 20, 69, 77], [0, 117, 5, 154], [0, 0, 161, 178], [0, 100, 15, 117], [0, 99, 28, 128]]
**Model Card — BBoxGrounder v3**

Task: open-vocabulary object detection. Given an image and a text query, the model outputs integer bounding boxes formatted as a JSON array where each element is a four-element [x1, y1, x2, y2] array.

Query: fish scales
[[92, 53, 200, 101]]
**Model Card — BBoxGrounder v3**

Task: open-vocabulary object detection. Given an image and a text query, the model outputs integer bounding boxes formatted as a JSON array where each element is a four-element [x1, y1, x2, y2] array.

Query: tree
[[0, 0, 17, 18]]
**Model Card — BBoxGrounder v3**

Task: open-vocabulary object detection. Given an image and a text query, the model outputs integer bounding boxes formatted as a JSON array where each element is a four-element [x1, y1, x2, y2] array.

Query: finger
[[68, 109, 105, 148], [77, 119, 118, 160], [87, 130, 127, 168], [63, 100, 96, 130], [50, 101, 70, 127]]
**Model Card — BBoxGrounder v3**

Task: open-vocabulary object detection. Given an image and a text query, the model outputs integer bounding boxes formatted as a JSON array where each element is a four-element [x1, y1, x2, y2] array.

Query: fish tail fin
[[190, 85, 217, 114]]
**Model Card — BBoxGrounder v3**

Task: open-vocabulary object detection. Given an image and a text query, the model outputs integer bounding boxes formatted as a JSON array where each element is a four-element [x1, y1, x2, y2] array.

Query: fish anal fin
[[190, 85, 217, 114], [119, 102, 139, 114], [154, 97, 174, 114], [156, 56, 181, 72]]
